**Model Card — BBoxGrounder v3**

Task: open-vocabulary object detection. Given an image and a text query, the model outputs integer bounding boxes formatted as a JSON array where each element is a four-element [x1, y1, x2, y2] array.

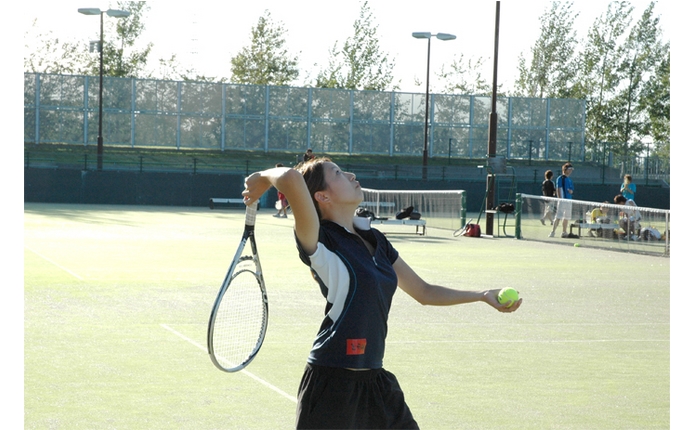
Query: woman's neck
[[321, 206, 360, 234]]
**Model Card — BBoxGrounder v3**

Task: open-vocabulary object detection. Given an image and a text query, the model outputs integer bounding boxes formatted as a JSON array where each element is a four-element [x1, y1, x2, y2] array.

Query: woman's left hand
[[242, 172, 271, 205], [484, 289, 523, 313]]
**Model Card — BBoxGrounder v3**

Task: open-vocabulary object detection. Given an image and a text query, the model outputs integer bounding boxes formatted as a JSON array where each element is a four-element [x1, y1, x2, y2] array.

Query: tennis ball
[[574, 243, 581, 247], [497, 287, 519, 308]]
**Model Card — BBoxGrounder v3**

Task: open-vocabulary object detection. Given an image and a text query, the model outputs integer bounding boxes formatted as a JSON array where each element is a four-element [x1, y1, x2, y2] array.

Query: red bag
[[463, 223, 481, 237]]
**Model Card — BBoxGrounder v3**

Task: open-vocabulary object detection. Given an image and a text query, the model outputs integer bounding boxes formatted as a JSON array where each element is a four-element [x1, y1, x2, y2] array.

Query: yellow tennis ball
[[497, 287, 519, 308]]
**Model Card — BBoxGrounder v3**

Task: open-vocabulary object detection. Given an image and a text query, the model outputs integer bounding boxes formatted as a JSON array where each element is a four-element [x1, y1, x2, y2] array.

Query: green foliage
[[613, 2, 668, 153], [230, 10, 300, 86], [315, 1, 397, 91], [515, 1, 579, 98], [639, 51, 669, 155], [575, 1, 634, 150], [24, 2, 153, 78], [81, 2, 153, 78], [437, 54, 493, 95], [24, 19, 93, 75]]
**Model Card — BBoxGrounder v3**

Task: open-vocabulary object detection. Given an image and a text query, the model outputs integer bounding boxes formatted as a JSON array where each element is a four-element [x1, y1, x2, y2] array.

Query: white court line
[[25, 246, 84, 280], [160, 324, 297, 404]]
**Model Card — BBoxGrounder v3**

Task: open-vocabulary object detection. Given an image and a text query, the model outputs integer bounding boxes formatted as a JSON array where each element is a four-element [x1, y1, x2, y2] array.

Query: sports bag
[[395, 206, 414, 220], [496, 202, 515, 214], [463, 223, 481, 237], [355, 207, 376, 220]]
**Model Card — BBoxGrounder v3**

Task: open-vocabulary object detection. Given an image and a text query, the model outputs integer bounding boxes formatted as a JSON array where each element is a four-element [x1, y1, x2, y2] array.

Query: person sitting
[[588, 203, 610, 238], [614, 195, 641, 240]]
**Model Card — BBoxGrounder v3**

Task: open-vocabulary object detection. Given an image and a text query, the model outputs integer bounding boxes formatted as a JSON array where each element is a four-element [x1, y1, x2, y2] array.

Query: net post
[[515, 193, 522, 239], [460, 190, 467, 229]]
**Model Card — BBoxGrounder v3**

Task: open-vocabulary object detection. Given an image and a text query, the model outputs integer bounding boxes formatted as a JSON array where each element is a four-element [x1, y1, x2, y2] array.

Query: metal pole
[[645, 143, 650, 186], [97, 11, 104, 171], [448, 138, 452, 164], [485, 1, 501, 236], [422, 37, 432, 180]]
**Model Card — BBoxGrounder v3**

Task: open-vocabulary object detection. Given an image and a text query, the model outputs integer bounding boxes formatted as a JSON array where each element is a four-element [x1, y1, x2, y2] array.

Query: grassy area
[[23, 142, 565, 170], [23, 203, 670, 429]]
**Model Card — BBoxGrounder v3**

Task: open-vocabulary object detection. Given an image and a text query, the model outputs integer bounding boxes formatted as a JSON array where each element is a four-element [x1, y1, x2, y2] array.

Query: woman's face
[[320, 162, 362, 205]]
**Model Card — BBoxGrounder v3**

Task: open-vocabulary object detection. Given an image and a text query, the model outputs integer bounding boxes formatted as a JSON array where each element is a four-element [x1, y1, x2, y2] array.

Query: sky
[[23, 0, 672, 93]]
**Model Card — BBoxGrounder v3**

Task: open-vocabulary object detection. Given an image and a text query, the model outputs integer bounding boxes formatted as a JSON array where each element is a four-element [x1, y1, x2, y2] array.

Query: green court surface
[[24, 203, 670, 429]]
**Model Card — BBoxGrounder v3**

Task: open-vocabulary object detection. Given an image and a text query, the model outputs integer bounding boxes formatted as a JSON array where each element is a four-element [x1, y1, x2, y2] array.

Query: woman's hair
[[296, 157, 332, 219]]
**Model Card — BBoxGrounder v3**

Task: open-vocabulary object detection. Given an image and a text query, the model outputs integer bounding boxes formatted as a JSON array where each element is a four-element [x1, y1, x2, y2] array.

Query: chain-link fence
[[25, 73, 587, 160]]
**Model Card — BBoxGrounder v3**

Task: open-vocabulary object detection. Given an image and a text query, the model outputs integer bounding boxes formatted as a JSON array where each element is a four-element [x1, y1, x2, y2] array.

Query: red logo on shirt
[[346, 339, 367, 355]]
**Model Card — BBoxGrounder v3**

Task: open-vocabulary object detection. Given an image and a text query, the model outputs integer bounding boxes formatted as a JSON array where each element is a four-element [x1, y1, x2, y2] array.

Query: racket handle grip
[[245, 201, 258, 226]]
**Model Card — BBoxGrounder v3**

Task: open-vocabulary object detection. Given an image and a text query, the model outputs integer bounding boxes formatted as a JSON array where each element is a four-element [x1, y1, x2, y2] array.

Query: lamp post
[[78, 7, 131, 170], [412, 32, 456, 180]]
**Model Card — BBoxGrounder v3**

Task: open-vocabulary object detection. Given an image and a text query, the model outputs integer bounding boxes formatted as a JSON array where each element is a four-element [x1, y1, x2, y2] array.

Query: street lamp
[[78, 7, 131, 170], [412, 32, 456, 180]]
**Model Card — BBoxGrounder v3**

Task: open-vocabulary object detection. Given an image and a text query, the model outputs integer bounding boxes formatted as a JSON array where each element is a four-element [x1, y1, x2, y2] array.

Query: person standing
[[242, 158, 522, 429], [303, 148, 316, 162], [540, 169, 556, 225], [549, 163, 574, 238], [620, 174, 636, 202]]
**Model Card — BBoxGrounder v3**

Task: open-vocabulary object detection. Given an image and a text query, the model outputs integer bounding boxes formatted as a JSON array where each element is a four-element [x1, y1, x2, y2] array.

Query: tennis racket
[[453, 219, 473, 237], [207, 201, 268, 372]]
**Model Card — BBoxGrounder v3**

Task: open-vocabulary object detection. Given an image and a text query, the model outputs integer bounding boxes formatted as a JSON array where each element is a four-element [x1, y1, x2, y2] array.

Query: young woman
[[242, 158, 522, 429], [620, 174, 636, 202]]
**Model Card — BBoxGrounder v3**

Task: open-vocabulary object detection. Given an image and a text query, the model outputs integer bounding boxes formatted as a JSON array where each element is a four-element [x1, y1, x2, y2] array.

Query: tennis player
[[243, 157, 522, 429]]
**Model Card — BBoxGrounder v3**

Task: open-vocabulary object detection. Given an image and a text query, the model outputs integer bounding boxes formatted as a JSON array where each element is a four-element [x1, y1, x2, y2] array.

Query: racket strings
[[212, 262, 267, 369]]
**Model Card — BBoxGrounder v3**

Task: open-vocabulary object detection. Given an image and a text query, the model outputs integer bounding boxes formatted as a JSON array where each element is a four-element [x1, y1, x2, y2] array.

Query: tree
[[24, 2, 153, 78], [315, 1, 397, 91], [437, 54, 492, 95], [229, 10, 300, 86], [515, 1, 579, 98], [24, 19, 92, 75], [78, 1, 154, 78], [575, 1, 634, 149], [639, 50, 669, 156], [109, 1, 153, 77], [614, 1, 668, 155]]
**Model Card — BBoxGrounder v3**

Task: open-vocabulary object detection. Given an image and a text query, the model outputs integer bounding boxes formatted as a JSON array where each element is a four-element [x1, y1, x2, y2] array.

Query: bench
[[209, 198, 245, 209], [570, 222, 620, 238], [370, 218, 427, 236]]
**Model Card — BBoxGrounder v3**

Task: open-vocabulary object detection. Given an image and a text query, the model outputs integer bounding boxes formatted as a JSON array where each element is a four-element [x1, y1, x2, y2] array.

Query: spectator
[[620, 174, 636, 202], [540, 169, 556, 225], [589, 202, 610, 238], [614, 195, 641, 240], [549, 163, 574, 238], [303, 148, 316, 162]]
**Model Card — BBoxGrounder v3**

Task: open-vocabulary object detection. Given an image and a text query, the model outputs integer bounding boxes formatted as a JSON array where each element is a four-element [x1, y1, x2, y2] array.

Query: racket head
[[207, 202, 268, 372]]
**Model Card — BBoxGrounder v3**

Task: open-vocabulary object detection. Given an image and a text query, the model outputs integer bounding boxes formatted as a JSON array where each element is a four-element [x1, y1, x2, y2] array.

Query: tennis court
[[24, 202, 670, 429]]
